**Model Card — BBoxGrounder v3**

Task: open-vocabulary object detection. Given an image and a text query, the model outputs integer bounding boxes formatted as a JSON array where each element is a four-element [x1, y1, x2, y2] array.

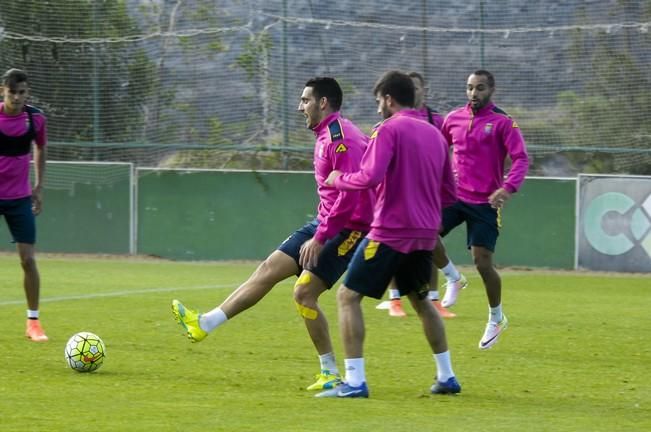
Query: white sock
[[441, 261, 461, 283], [428, 290, 440, 301], [319, 352, 339, 374], [199, 307, 228, 332], [27, 309, 39, 319], [344, 358, 366, 387], [434, 351, 455, 382], [389, 289, 400, 300], [489, 304, 503, 323]]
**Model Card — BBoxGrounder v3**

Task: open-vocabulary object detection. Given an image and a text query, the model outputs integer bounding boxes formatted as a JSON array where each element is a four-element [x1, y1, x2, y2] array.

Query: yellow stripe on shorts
[[364, 240, 379, 260], [497, 208, 502, 229], [338, 230, 362, 256]]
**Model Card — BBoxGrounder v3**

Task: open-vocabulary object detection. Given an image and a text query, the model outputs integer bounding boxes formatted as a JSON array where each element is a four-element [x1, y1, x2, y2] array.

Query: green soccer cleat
[[306, 370, 342, 391], [172, 299, 208, 343]]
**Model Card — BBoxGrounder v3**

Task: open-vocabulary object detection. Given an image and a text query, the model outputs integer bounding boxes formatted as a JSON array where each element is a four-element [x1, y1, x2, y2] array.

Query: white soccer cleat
[[441, 274, 468, 308], [478, 315, 508, 350]]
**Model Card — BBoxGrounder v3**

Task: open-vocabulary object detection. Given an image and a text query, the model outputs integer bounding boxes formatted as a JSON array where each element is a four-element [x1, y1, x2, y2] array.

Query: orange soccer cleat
[[432, 300, 456, 318], [388, 298, 407, 317], [25, 319, 49, 342]]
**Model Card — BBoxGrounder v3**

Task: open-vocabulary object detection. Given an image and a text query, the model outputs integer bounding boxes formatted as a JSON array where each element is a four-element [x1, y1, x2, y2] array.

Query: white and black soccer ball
[[64, 332, 106, 372]]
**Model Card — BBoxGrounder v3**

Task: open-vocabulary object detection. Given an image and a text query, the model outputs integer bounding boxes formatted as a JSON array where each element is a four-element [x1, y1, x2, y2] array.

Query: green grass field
[[0, 254, 649, 431]]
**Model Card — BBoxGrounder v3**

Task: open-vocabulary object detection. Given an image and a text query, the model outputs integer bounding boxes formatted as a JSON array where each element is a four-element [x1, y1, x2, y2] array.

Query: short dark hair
[[373, 70, 415, 108], [304, 77, 343, 111], [471, 69, 495, 88], [2, 68, 28, 88], [407, 71, 425, 86]]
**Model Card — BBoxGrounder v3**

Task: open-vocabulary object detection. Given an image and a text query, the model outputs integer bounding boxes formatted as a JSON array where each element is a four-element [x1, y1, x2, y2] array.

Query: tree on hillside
[[0, 0, 155, 152], [557, 0, 651, 174]]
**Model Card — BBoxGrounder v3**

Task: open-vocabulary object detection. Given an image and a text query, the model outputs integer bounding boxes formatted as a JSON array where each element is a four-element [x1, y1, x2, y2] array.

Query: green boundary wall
[[1, 164, 576, 268], [0, 162, 132, 254], [136, 169, 316, 260], [442, 177, 576, 269], [136, 169, 576, 268]]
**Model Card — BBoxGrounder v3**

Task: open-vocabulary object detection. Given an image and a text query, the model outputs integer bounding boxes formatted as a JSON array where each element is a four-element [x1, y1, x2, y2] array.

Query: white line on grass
[[0, 282, 292, 307]]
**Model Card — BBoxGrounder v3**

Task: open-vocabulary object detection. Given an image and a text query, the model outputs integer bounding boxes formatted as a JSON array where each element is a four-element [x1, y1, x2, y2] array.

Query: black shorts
[[343, 238, 432, 300], [441, 201, 500, 252], [278, 219, 366, 288], [0, 197, 36, 244]]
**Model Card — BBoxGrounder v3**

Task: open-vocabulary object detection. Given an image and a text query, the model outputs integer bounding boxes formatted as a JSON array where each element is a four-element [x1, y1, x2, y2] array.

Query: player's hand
[[325, 170, 342, 186], [299, 238, 324, 269], [488, 187, 511, 209], [31, 186, 43, 215]]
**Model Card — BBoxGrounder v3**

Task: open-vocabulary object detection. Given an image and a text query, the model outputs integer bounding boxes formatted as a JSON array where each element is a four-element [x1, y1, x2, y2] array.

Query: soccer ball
[[64, 332, 106, 372]]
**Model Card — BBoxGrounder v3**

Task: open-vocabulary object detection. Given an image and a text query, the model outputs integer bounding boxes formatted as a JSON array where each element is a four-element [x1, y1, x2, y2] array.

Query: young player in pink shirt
[[0, 68, 48, 342]]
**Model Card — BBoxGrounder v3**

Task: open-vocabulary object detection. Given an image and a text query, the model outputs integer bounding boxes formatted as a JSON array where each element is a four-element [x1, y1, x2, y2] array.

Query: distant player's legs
[[6, 197, 48, 342], [472, 246, 500, 307], [18, 242, 48, 342], [386, 279, 406, 317], [433, 238, 467, 308], [429, 238, 457, 317], [18, 242, 40, 311], [472, 245, 508, 349]]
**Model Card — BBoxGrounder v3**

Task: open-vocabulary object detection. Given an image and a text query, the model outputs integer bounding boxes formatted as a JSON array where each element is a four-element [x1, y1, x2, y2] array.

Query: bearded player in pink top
[[318, 70, 461, 398], [438, 70, 529, 350], [0, 69, 48, 342], [173, 77, 374, 392]]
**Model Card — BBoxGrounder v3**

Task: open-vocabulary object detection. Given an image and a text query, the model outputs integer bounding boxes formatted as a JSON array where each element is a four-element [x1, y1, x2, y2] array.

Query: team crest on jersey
[[484, 123, 493, 134], [335, 143, 347, 153]]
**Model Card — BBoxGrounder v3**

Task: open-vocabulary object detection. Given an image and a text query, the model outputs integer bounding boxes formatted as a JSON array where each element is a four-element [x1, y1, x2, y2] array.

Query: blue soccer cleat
[[315, 382, 369, 398], [431, 376, 461, 395]]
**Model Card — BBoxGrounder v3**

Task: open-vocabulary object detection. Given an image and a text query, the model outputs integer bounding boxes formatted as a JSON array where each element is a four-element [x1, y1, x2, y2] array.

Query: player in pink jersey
[[318, 71, 460, 398], [172, 77, 374, 391], [0, 68, 48, 342], [438, 70, 529, 350]]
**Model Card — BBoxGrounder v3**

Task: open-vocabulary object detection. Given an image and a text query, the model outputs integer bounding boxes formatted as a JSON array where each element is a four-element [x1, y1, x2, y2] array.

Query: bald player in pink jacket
[[438, 69, 529, 350]]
